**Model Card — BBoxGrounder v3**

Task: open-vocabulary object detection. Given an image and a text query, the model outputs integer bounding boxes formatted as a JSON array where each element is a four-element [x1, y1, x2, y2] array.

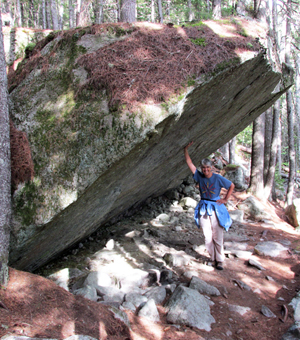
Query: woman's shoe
[[216, 262, 223, 270]]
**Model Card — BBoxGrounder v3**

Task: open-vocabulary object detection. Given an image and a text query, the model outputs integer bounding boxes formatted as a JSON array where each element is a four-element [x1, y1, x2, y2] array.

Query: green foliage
[[187, 75, 196, 86], [186, 21, 205, 28], [190, 37, 207, 47], [230, 18, 248, 37], [247, 42, 253, 49], [274, 166, 285, 191], [238, 27, 248, 37], [211, 57, 241, 76], [221, 7, 236, 17], [237, 124, 252, 147], [24, 42, 36, 58]]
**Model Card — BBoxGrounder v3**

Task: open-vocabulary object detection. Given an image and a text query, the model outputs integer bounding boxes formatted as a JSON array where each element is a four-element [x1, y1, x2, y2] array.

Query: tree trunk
[[229, 137, 236, 164], [120, 0, 136, 22], [95, 0, 104, 24], [286, 89, 295, 205], [188, 0, 194, 21], [46, 1, 52, 29], [59, 0, 64, 29], [166, 0, 171, 19], [51, 0, 59, 29], [151, 0, 155, 22], [28, 0, 34, 27], [264, 101, 280, 200], [42, 0, 46, 29], [212, 0, 221, 19], [15, 0, 22, 27], [76, 0, 81, 26], [220, 143, 229, 162], [0, 10, 11, 287], [69, 0, 74, 27], [295, 56, 300, 175], [264, 107, 273, 182], [157, 0, 163, 23], [285, 0, 295, 206], [272, 0, 281, 70], [249, 114, 265, 199], [207, 0, 210, 12]]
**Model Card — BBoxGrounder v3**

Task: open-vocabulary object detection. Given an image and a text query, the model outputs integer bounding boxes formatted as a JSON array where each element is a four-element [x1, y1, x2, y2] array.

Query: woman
[[184, 141, 235, 270]]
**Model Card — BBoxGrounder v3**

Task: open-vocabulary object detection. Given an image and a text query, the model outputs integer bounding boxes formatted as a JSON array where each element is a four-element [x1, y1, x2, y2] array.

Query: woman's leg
[[199, 214, 215, 261], [210, 211, 225, 263]]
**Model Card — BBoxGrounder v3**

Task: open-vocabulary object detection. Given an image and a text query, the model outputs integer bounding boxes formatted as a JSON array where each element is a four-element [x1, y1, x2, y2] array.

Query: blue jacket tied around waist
[[194, 198, 232, 232]]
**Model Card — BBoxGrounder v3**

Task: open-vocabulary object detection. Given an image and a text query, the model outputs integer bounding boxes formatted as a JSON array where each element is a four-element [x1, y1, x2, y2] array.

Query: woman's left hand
[[216, 198, 227, 205]]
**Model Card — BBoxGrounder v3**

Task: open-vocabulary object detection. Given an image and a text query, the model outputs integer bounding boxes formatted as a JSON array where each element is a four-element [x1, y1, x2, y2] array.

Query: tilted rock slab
[[9, 26, 290, 271]]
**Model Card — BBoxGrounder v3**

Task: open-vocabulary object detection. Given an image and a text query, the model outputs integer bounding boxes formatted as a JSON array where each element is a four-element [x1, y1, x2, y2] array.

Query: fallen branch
[[0, 300, 9, 311], [279, 304, 288, 323]]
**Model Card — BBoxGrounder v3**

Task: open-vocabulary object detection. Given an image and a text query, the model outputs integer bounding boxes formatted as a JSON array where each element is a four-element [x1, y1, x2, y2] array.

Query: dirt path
[[1, 193, 299, 340]]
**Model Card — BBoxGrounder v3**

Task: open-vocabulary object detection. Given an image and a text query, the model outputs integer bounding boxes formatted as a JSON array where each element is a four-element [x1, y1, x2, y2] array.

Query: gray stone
[[228, 304, 251, 316], [261, 305, 276, 318], [254, 241, 288, 257], [285, 198, 300, 228], [144, 286, 167, 305], [48, 267, 85, 291], [10, 47, 288, 271], [179, 197, 197, 209], [165, 285, 215, 332], [138, 298, 160, 322], [238, 196, 271, 220], [96, 286, 125, 303], [157, 213, 170, 223], [248, 257, 266, 270], [118, 268, 150, 291], [231, 250, 252, 259], [74, 285, 98, 302], [125, 292, 148, 308], [189, 276, 221, 296], [225, 167, 248, 191], [281, 321, 300, 340], [290, 292, 300, 322], [108, 306, 131, 329], [121, 301, 136, 312], [229, 210, 244, 222], [163, 253, 190, 267], [182, 270, 199, 280], [84, 271, 112, 289]]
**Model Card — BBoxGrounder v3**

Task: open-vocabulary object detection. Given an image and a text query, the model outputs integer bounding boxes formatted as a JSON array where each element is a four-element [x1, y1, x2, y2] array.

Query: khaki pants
[[199, 211, 225, 263]]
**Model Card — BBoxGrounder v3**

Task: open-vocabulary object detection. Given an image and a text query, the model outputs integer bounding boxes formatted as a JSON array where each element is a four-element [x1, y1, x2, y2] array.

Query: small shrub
[[190, 37, 207, 47], [24, 42, 36, 58], [238, 28, 248, 37]]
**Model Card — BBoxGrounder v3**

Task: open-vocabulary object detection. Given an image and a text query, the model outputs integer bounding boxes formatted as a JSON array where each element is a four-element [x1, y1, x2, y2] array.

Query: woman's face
[[201, 165, 212, 178]]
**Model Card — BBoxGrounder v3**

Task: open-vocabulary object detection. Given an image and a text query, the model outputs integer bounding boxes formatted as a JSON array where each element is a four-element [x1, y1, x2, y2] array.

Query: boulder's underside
[[9, 27, 289, 271]]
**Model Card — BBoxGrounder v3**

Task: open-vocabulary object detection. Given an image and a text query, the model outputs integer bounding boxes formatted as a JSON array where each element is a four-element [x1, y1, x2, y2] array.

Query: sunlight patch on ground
[[134, 317, 164, 340], [205, 20, 240, 38], [236, 49, 257, 62], [136, 22, 164, 30]]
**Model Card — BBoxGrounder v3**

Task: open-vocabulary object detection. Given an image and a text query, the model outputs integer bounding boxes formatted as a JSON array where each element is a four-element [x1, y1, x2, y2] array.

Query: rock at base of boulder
[[165, 285, 215, 332]]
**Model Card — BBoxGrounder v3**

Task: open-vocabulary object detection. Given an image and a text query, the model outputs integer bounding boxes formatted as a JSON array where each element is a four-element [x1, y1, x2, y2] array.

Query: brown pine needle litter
[[8, 21, 261, 111]]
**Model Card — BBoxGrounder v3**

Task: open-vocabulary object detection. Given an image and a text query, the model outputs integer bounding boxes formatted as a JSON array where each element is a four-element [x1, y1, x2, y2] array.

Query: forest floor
[[1, 191, 300, 340]]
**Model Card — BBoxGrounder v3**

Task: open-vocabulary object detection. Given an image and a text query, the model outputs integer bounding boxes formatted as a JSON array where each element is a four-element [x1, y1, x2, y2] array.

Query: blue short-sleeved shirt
[[193, 169, 233, 231]]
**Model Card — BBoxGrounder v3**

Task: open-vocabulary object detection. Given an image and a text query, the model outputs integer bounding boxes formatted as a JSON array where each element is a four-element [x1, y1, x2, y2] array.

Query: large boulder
[[8, 23, 290, 271], [285, 198, 300, 228]]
